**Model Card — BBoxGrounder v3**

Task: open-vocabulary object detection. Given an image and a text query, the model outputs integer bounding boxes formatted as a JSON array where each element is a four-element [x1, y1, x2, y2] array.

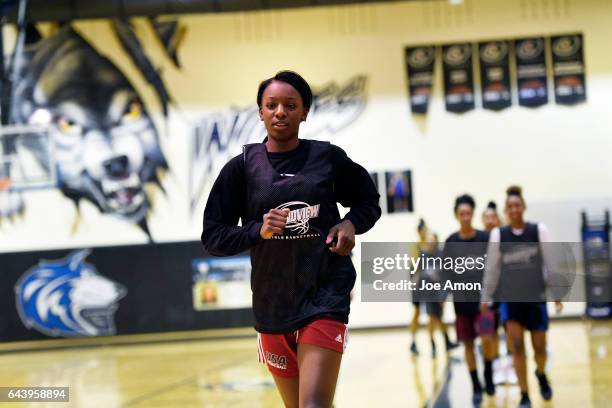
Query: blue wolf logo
[[15, 249, 126, 337]]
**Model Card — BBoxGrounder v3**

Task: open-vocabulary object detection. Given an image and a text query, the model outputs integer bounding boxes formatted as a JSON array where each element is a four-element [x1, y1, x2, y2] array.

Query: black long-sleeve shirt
[[202, 140, 381, 256]]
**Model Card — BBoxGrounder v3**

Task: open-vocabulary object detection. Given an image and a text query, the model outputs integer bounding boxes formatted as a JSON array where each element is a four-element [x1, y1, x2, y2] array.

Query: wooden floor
[[0, 320, 610, 407]]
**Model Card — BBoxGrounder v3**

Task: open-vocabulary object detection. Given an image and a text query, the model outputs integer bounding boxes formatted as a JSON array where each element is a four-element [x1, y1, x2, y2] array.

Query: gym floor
[[0, 320, 610, 407]]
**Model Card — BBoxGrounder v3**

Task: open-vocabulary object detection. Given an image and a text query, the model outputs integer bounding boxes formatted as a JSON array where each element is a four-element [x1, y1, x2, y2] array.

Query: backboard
[[0, 125, 56, 191]]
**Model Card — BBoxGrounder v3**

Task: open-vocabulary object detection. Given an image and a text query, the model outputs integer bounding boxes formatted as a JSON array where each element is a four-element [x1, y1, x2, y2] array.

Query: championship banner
[[479, 40, 512, 111], [514, 37, 549, 107], [404, 46, 436, 114], [551, 33, 586, 105], [442, 43, 475, 113]]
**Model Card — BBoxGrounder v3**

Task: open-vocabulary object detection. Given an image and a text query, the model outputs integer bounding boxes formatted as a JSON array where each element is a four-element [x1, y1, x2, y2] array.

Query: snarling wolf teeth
[[108, 191, 144, 212], [101, 172, 144, 214], [101, 173, 140, 195]]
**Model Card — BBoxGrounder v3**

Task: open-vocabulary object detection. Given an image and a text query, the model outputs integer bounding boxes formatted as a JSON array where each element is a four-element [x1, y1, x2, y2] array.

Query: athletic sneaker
[[472, 388, 483, 406], [484, 377, 495, 396], [445, 339, 459, 351], [470, 370, 483, 406], [518, 393, 531, 408], [410, 341, 419, 356], [535, 370, 553, 400]]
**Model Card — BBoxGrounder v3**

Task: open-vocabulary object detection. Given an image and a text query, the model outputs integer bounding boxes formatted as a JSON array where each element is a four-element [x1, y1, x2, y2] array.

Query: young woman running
[[201, 71, 381, 407]]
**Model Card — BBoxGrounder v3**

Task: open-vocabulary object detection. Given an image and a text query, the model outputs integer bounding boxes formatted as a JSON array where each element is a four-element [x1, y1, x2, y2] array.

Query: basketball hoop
[[0, 125, 55, 191]]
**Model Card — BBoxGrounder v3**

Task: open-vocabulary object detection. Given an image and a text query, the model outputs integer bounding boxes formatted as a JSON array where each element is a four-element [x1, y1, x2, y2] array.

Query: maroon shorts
[[455, 311, 499, 342], [257, 318, 348, 378]]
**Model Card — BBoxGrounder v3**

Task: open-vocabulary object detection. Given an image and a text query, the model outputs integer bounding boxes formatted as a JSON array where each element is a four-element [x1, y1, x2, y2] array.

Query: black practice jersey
[[498, 223, 546, 302], [444, 230, 489, 315], [201, 139, 381, 333]]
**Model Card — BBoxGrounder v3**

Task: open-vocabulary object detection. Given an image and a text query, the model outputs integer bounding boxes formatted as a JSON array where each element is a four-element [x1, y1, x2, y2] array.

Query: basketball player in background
[[481, 186, 563, 408], [482, 200, 514, 385], [410, 219, 458, 358], [482, 201, 501, 232], [444, 194, 496, 404]]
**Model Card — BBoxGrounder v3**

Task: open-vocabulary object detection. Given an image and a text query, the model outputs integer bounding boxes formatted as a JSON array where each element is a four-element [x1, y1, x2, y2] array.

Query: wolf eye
[[57, 117, 83, 136], [122, 101, 142, 123]]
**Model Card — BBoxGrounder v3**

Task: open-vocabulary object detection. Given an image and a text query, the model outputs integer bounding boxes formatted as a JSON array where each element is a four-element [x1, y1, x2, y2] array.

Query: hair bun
[[417, 218, 426, 231], [506, 185, 523, 197], [487, 201, 497, 210]]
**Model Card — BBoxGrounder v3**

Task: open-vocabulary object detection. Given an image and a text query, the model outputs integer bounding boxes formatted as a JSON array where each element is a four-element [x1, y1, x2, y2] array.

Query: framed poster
[[385, 170, 413, 213]]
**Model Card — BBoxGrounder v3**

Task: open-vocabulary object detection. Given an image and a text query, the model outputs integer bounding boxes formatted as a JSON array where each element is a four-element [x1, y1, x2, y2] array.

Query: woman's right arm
[[201, 155, 263, 256], [481, 227, 502, 305]]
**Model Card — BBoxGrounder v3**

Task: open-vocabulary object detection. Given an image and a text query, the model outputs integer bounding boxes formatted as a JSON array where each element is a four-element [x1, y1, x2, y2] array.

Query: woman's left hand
[[326, 220, 356, 256]]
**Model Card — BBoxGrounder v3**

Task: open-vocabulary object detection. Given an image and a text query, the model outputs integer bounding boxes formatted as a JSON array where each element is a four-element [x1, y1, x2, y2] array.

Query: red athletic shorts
[[455, 310, 499, 342], [257, 318, 348, 378]]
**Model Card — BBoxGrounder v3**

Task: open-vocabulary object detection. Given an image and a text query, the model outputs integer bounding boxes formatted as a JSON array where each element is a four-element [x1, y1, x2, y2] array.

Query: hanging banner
[[514, 37, 549, 107], [551, 33, 586, 105], [479, 40, 512, 111], [404, 46, 436, 114], [442, 43, 475, 113]]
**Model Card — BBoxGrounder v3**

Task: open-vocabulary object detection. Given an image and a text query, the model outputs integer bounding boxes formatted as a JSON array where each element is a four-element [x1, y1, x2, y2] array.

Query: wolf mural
[[3, 26, 167, 237], [0, 23, 368, 243], [15, 249, 126, 337]]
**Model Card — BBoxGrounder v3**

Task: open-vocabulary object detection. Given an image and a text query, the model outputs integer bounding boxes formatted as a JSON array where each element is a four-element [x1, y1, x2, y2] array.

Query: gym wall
[[0, 0, 609, 336]]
